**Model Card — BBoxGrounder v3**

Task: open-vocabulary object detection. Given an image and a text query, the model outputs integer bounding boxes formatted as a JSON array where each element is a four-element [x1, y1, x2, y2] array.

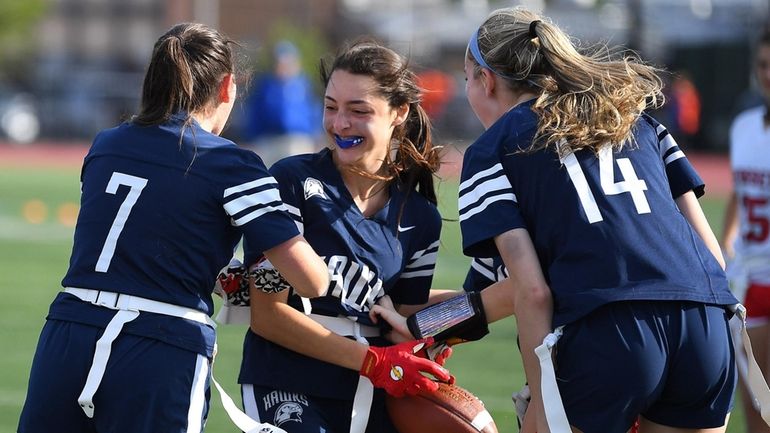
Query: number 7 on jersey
[[95, 172, 148, 272]]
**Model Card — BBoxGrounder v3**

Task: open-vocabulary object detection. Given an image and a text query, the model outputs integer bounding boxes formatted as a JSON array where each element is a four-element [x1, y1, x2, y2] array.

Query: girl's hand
[[370, 296, 413, 343]]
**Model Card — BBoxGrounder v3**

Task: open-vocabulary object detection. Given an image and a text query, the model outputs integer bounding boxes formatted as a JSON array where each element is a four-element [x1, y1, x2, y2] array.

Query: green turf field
[[0, 166, 744, 432]]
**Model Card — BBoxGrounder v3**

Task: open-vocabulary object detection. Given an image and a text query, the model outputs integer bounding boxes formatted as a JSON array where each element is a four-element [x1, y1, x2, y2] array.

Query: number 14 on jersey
[[562, 147, 651, 224]]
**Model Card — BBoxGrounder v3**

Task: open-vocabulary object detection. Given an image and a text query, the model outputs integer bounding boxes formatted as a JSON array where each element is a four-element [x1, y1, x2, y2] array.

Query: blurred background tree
[[0, 0, 47, 82]]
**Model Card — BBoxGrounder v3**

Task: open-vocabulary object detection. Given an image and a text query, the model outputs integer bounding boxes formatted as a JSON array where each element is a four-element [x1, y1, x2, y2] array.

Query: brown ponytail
[[135, 23, 236, 126]]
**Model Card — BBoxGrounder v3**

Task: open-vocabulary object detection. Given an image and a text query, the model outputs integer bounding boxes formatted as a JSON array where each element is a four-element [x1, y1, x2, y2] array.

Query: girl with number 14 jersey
[[458, 8, 737, 433]]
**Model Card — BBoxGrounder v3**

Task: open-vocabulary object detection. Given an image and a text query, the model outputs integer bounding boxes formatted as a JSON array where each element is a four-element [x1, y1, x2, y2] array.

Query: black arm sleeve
[[406, 291, 489, 343]]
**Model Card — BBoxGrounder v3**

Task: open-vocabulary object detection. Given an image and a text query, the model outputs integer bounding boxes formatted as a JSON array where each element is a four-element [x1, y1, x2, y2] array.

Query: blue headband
[[469, 29, 490, 70], [468, 27, 542, 87], [469, 28, 524, 81], [468, 28, 506, 78]]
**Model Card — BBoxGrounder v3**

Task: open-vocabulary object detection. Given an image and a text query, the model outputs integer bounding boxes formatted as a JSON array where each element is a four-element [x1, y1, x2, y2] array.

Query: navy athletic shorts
[[242, 383, 397, 433], [18, 319, 211, 433], [555, 301, 736, 433]]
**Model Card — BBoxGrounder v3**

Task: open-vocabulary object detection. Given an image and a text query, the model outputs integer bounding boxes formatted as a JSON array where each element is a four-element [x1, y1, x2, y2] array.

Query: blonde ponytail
[[469, 7, 664, 156]]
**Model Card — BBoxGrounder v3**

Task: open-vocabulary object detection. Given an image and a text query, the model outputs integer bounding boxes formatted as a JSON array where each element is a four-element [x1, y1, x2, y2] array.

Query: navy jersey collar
[[317, 147, 398, 224]]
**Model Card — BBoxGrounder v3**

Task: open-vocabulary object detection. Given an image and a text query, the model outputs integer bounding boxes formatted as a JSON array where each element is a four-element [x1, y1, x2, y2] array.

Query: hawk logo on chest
[[304, 177, 327, 200]]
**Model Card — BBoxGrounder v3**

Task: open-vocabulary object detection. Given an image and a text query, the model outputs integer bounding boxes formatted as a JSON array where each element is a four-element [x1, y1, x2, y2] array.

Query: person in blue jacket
[[243, 40, 321, 166]]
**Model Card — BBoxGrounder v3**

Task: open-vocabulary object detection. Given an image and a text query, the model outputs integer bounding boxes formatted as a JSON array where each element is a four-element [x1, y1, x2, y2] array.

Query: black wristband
[[406, 291, 489, 343]]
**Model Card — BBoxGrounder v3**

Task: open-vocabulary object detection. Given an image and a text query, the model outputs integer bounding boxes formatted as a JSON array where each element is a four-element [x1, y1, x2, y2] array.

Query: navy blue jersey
[[240, 148, 442, 398], [459, 100, 736, 327], [53, 114, 299, 356]]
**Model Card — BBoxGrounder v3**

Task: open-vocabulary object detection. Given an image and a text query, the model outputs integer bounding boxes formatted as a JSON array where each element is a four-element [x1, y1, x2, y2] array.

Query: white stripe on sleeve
[[458, 172, 514, 211], [471, 258, 496, 281], [664, 150, 685, 165], [223, 188, 283, 216], [459, 192, 517, 222], [405, 248, 439, 270], [232, 203, 288, 226], [223, 177, 276, 198], [401, 240, 439, 279], [459, 163, 504, 191], [660, 133, 678, 153]]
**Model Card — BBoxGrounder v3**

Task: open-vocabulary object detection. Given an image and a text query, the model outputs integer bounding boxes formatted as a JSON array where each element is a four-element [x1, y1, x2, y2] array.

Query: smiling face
[[323, 69, 406, 172]]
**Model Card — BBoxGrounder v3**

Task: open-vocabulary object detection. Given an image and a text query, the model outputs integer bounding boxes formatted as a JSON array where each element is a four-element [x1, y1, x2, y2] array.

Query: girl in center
[[238, 40, 451, 433]]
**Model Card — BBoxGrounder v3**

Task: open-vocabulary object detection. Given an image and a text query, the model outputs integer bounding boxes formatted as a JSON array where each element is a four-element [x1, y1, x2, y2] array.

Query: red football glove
[[359, 338, 453, 397], [419, 342, 453, 366]]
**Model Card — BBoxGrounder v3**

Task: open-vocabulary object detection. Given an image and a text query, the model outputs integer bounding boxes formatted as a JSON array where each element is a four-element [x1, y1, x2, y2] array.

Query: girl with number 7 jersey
[[18, 23, 329, 433]]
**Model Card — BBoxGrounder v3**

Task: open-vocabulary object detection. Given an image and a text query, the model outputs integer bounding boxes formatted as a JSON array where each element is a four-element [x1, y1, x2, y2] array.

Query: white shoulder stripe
[[232, 203, 288, 226], [459, 172, 513, 211], [664, 150, 685, 165], [459, 193, 516, 222], [223, 177, 276, 198], [224, 188, 283, 216], [460, 163, 504, 191], [660, 133, 678, 153]]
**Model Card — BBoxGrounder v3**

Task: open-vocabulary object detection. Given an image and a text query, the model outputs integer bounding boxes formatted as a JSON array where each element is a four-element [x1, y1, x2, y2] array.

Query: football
[[385, 382, 498, 433]]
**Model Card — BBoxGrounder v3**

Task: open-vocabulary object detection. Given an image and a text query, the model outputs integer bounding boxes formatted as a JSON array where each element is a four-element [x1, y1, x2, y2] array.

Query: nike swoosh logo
[[397, 225, 416, 233]]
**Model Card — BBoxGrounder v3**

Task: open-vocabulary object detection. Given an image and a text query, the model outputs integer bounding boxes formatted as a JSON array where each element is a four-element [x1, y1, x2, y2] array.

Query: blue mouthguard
[[334, 135, 364, 149]]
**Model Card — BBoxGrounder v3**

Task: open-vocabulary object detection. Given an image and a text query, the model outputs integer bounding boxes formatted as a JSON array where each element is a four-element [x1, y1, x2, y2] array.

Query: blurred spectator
[[242, 40, 321, 166], [721, 27, 770, 433], [662, 71, 702, 149], [732, 88, 765, 116]]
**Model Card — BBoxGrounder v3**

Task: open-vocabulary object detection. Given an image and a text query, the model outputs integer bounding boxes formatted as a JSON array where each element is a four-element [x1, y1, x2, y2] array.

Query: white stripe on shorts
[[186, 354, 209, 433], [241, 384, 260, 420]]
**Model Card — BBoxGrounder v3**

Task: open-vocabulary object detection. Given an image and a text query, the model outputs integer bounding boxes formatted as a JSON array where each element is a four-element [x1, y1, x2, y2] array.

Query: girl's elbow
[[294, 272, 329, 298], [522, 284, 552, 310]]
